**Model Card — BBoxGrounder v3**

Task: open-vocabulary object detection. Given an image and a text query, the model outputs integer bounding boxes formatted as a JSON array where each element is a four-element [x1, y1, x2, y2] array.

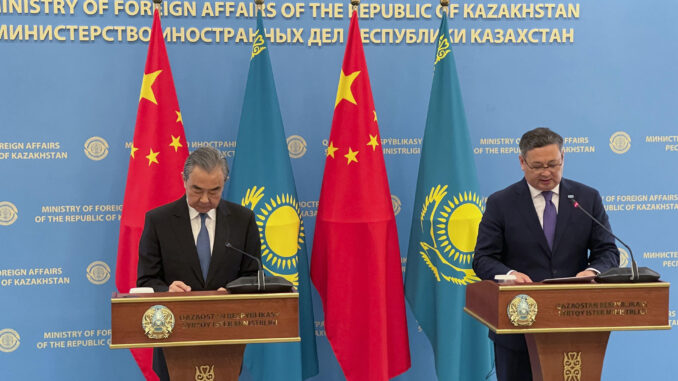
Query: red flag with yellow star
[[310, 10, 411, 381], [115, 9, 188, 380]]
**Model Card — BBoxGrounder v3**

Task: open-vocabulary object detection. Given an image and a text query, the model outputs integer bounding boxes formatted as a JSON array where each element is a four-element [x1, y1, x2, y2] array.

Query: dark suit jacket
[[137, 196, 261, 291], [473, 177, 619, 350]]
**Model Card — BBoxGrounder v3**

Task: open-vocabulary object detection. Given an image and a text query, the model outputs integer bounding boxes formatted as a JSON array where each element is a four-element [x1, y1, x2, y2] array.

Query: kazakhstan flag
[[226, 12, 319, 381], [403, 14, 494, 381]]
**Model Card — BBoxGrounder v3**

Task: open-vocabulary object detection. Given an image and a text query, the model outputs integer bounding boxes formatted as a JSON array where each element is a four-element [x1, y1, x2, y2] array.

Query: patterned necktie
[[542, 191, 557, 249], [196, 213, 211, 280]]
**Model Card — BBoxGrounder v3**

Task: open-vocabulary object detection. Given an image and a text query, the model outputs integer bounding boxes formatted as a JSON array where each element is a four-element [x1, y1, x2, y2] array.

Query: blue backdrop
[[1, 0, 677, 379]]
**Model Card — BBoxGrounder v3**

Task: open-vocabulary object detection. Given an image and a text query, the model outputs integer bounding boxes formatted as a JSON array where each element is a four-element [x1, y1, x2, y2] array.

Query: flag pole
[[351, 0, 359, 12], [153, 0, 160, 12], [440, 0, 449, 17], [255, 0, 263, 15]]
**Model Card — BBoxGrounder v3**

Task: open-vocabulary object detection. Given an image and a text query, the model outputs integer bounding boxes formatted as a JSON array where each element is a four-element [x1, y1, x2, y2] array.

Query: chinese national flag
[[310, 10, 411, 381], [115, 10, 189, 381]]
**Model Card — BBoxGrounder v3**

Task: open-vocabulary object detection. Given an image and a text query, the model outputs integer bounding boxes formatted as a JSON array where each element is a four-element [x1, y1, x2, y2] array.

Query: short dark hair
[[183, 146, 228, 182], [519, 127, 563, 157]]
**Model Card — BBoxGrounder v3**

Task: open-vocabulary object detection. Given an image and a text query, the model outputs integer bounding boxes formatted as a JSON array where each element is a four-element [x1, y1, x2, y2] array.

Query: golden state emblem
[[142, 305, 175, 339], [242, 186, 304, 286], [195, 365, 215, 381], [251, 29, 266, 60], [434, 34, 451, 66], [0, 201, 18, 226], [86, 261, 111, 285], [507, 294, 538, 327], [418, 185, 483, 285], [84, 136, 109, 161], [0, 328, 20, 353]]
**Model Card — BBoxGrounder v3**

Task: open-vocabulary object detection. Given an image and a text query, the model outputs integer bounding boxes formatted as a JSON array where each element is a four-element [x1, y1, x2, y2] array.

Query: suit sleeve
[[239, 210, 261, 277], [586, 191, 620, 272], [136, 212, 170, 292], [473, 194, 512, 280]]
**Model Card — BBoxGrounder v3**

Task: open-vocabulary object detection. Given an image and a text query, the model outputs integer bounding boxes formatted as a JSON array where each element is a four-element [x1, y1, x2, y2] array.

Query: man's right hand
[[511, 272, 533, 284], [169, 280, 191, 292]]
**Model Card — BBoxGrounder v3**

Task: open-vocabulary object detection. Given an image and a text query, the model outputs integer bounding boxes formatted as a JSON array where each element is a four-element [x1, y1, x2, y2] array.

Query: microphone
[[226, 242, 265, 291], [225, 243, 293, 293], [568, 195, 659, 283]]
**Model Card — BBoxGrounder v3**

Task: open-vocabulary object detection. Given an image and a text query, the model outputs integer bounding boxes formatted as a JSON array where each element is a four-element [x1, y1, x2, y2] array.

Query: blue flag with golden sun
[[403, 14, 494, 381], [226, 13, 318, 381]]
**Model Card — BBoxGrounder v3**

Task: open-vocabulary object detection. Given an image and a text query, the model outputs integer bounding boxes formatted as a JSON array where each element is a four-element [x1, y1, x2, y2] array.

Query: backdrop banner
[[1, 1, 677, 380]]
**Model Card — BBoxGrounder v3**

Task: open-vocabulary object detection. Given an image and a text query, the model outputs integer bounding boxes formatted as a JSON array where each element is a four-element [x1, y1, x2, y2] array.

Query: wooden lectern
[[110, 291, 299, 381], [465, 281, 669, 381]]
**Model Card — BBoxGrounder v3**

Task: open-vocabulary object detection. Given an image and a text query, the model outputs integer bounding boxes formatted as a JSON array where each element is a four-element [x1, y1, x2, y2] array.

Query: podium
[[110, 291, 299, 380], [465, 281, 669, 381]]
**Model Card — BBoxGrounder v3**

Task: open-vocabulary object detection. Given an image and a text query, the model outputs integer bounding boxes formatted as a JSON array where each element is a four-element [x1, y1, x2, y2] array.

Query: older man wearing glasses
[[472, 127, 619, 381]]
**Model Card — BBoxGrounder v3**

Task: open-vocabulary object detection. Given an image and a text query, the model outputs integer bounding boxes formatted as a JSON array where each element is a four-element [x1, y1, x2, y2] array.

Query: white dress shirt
[[187, 202, 216, 255]]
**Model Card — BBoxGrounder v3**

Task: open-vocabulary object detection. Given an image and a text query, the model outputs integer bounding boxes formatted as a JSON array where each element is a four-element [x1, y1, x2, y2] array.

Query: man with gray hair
[[137, 146, 261, 380], [473, 127, 619, 380]]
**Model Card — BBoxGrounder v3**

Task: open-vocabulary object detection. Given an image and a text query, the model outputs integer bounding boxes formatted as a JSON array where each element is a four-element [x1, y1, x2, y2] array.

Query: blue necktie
[[542, 191, 557, 249], [196, 213, 211, 280]]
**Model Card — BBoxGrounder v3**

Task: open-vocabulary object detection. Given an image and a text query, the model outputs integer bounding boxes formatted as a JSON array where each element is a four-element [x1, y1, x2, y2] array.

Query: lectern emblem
[[142, 305, 175, 339], [507, 294, 538, 326], [195, 365, 215, 381]]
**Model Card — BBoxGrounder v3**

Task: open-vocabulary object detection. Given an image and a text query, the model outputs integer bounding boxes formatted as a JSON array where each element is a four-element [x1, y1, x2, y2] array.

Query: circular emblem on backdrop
[[0, 202, 18, 226], [287, 135, 307, 159], [507, 294, 538, 327], [142, 305, 175, 339], [609, 131, 631, 154], [86, 261, 111, 285], [391, 195, 402, 216], [0, 329, 20, 353], [618, 247, 630, 268], [241, 186, 303, 286], [417, 185, 484, 285], [84, 136, 109, 161]]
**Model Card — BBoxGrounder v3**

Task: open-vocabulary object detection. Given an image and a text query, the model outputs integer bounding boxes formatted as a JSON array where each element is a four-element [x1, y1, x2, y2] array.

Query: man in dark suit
[[473, 127, 619, 381], [137, 146, 261, 380]]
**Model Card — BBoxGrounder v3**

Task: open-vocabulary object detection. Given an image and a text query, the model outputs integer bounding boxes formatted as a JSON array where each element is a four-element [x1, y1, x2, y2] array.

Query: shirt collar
[[527, 182, 560, 199], [186, 200, 217, 221]]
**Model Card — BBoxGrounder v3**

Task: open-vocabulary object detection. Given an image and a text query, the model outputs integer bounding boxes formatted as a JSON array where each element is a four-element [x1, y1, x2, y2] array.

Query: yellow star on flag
[[169, 135, 183, 152], [130, 144, 139, 159], [139, 70, 162, 105], [175, 110, 182, 123], [344, 147, 359, 164], [367, 134, 379, 151], [327, 141, 339, 158], [335, 70, 360, 108], [146, 148, 159, 166]]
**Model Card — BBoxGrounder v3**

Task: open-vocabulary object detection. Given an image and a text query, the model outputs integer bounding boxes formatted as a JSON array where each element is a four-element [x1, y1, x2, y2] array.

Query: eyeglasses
[[523, 160, 563, 171]]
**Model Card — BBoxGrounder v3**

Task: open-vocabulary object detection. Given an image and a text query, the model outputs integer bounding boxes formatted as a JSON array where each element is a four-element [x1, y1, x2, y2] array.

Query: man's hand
[[217, 287, 230, 294], [169, 281, 191, 292], [511, 272, 533, 284], [576, 270, 596, 278]]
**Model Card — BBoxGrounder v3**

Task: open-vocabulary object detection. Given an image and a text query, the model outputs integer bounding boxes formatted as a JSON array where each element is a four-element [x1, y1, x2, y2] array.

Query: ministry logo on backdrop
[[286, 135, 307, 159], [0, 329, 20, 353], [391, 194, 402, 216], [86, 261, 111, 285], [618, 247, 630, 267], [417, 185, 483, 285], [609, 131, 631, 154], [84, 137, 109, 161], [0, 201, 18, 226], [242, 186, 304, 285]]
